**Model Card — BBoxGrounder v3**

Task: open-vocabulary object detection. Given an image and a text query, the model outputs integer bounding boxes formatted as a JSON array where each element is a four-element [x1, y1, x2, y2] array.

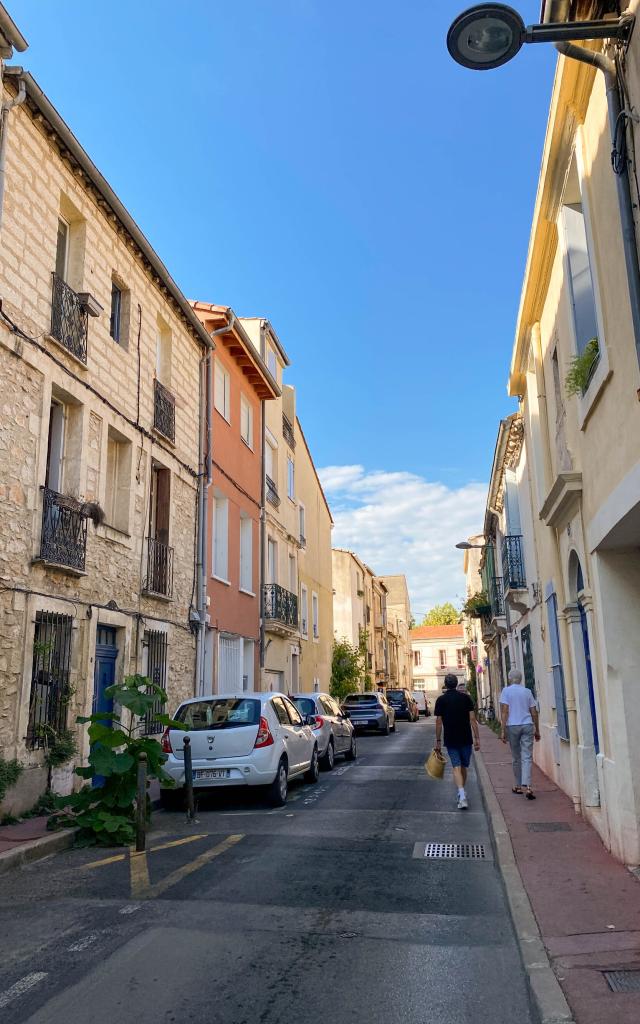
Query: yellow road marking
[[129, 850, 151, 898], [147, 834, 208, 854], [83, 834, 208, 870], [83, 852, 126, 869], [144, 833, 244, 900]]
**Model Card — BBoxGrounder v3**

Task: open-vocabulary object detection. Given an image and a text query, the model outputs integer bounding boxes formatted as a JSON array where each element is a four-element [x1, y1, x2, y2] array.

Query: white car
[[160, 691, 319, 808]]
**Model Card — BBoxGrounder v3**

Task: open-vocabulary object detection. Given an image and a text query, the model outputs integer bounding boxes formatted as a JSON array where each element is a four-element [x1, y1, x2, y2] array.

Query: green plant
[[565, 338, 599, 396], [39, 727, 78, 769], [331, 638, 367, 702], [462, 647, 478, 709], [462, 591, 491, 618], [421, 602, 461, 626], [0, 755, 23, 805], [51, 674, 184, 846]]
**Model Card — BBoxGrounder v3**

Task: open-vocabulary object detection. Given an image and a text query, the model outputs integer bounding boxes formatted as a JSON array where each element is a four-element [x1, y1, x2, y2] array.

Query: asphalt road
[[0, 718, 533, 1024]]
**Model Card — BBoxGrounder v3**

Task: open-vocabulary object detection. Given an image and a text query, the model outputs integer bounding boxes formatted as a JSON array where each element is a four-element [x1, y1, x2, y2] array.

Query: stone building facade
[[0, 69, 209, 813]]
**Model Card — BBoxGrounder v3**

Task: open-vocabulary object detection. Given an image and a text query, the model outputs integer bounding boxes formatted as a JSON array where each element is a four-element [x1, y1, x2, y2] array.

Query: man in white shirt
[[500, 669, 540, 799]]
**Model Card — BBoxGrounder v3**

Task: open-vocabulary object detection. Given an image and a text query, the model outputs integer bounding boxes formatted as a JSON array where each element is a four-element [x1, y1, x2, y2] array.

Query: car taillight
[[312, 715, 324, 731], [254, 716, 274, 748], [161, 728, 173, 754]]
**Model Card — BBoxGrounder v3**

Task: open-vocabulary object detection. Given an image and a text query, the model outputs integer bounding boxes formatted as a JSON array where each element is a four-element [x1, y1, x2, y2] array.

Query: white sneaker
[[457, 796, 468, 810]]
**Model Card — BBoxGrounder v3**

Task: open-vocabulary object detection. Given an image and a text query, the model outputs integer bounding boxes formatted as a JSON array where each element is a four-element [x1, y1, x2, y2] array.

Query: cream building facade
[[296, 418, 334, 693], [331, 550, 389, 690], [0, 66, 209, 813], [493, 5, 640, 864], [410, 625, 466, 705], [461, 533, 489, 707], [378, 575, 412, 690]]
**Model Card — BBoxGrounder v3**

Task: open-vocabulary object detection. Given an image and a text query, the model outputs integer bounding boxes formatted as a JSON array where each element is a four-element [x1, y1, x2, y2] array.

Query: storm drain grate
[[527, 822, 572, 833], [603, 970, 640, 993], [424, 843, 486, 860]]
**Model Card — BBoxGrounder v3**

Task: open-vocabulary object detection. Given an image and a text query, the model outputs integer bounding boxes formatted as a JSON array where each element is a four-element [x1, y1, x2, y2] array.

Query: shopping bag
[[425, 747, 446, 780]]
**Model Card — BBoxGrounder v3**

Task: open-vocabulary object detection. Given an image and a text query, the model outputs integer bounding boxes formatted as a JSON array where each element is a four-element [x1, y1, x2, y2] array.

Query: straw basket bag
[[424, 747, 446, 780]]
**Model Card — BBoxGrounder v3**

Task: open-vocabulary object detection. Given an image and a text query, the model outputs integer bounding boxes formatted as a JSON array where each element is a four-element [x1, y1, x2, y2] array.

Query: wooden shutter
[[546, 589, 569, 740]]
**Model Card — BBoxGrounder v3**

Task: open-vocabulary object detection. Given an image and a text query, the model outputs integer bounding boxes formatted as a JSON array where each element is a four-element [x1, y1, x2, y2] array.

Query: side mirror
[[304, 714, 316, 727]]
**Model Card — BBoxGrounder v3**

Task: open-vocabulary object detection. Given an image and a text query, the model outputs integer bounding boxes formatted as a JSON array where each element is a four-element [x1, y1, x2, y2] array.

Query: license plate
[[195, 769, 230, 780]]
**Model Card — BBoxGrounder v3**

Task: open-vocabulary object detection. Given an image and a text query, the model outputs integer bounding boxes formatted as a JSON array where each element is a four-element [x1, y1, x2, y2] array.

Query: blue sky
[[11, 0, 556, 611]]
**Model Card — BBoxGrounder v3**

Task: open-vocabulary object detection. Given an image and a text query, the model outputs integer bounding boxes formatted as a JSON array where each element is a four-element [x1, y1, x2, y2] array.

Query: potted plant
[[565, 338, 599, 397], [462, 591, 491, 618]]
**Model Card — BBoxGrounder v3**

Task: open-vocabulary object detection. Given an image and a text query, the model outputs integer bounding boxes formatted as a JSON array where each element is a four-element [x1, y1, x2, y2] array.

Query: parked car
[[386, 688, 419, 722], [160, 692, 319, 808], [291, 692, 357, 769], [341, 692, 396, 734]]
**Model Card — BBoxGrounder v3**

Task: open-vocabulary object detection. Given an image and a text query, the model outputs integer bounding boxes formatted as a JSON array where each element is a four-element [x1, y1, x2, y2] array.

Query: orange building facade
[[192, 303, 279, 692]]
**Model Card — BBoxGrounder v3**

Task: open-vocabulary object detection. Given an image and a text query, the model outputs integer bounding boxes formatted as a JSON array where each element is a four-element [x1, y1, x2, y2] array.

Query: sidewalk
[[479, 723, 640, 1024]]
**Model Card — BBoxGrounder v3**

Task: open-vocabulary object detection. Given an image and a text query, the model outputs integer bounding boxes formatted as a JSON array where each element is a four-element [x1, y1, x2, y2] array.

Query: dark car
[[386, 688, 419, 722], [341, 693, 396, 734]]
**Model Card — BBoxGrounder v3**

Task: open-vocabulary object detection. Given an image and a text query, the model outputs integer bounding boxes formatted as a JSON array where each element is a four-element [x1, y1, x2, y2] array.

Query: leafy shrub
[[565, 338, 599, 397], [0, 756, 23, 804]]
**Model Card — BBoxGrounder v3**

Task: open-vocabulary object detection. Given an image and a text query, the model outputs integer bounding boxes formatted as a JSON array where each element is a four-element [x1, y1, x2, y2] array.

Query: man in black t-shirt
[[434, 674, 480, 810]]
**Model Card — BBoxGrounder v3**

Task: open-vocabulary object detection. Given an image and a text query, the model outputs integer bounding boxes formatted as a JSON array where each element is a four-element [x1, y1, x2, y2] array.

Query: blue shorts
[[447, 745, 473, 768]]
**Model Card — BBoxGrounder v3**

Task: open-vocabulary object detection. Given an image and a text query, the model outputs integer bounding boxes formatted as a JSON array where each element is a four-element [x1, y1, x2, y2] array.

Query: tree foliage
[[330, 639, 367, 702], [51, 674, 184, 846], [421, 602, 460, 626]]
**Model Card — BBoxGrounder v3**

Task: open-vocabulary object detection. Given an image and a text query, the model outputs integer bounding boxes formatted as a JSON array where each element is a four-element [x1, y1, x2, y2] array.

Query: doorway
[[93, 626, 118, 786]]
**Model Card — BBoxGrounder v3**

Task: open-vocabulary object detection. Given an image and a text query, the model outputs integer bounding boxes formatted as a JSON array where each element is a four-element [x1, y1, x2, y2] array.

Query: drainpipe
[[194, 312, 235, 697], [555, 39, 640, 378], [0, 65, 26, 233], [259, 323, 267, 677]]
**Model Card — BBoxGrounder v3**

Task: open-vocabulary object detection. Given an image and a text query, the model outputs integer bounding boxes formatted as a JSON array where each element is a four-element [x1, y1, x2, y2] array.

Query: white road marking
[[67, 931, 101, 951], [303, 785, 329, 805], [0, 972, 48, 1009], [119, 904, 141, 915]]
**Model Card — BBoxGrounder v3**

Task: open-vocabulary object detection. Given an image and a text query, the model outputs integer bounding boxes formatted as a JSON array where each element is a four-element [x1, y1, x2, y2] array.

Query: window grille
[[144, 629, 167, 734], [27, 611, 73, 748]]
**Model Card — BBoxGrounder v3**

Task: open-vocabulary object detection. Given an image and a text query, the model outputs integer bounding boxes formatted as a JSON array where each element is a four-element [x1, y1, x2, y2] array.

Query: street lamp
[[446, 3, 640, 377], [447, 4, 633, 71], [455, 541, 485, 550]]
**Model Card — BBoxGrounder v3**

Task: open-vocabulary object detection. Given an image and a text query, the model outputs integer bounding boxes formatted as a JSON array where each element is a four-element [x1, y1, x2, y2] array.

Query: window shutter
[[562, 204, 599, 356], [546, 590, 569, 740]]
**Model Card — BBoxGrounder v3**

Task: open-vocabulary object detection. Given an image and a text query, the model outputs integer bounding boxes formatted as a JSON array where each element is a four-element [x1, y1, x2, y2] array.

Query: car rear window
[[344, 694, 380, 705], [176, 698, 260, 730], [292, 697, 316, 716], [386, 690, 405, 700]]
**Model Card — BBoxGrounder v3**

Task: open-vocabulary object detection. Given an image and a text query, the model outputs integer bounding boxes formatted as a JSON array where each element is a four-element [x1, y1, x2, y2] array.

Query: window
[[562, 201, 599, 357], [267, 537, 278, 583], [546, 590, 569, 740], [267, 346, 277, 379], [27, 611, 73, 748], [456, 649, 465, 669], [239, 516, 253, 593], [110, 283, 122, 343], [105, 428, 132, 533], [289, 553, 297, 594], [312, 592, 319, 639], [143, 629, 167, 734], [283, 697, 303, 726], [147, 462, 172, 595], [299, 502, 306, 546], [214, 360, 230, 421], [413, 649, 421, 667], [156, 319, 171, 385], [521, 624, 536, 696], [265, 437, 277, 484], [438, 649, 447, 669], [45, 398, 65, 493], [242, 639, 254, 691], [212, 493, 229, 581], [240, 395, 253, 448], [300, 585, 308, 637], [271, 696, 290, 726], [287, 457, 295, 500], [413, 678, 426, 690], [219, 635, 241, 690], [55, 217, 69, 281]]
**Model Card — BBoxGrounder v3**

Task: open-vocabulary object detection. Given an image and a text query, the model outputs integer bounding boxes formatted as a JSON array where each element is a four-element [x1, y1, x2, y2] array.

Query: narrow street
[[0, 719, 532, 1024]]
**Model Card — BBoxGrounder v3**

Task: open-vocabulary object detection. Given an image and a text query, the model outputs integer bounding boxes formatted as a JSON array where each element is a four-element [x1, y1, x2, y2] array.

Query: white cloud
[[318, 464, 487, 617]]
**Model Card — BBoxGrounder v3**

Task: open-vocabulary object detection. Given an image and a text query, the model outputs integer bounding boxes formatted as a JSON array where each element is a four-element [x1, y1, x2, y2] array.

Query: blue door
[[92, 626, 118, 786], [578, 602, 599, 754]]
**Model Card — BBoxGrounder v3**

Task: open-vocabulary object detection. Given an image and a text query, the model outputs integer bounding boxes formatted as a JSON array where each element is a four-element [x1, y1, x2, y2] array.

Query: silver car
[[291, 692, 357, 770]]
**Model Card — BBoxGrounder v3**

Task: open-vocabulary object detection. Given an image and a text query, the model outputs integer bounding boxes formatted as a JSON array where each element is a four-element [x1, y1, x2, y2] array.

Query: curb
[[475, 751, 575, 1024], [0, 828, 76, 875]]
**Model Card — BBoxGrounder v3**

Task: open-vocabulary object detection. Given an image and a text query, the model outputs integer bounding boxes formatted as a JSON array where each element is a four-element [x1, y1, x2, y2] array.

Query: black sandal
[[512, 787, 523, 794], [525, 790, 536, 800]]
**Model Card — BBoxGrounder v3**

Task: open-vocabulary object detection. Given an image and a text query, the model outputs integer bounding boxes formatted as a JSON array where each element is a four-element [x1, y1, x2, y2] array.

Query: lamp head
[[447, 3, 525, 70]]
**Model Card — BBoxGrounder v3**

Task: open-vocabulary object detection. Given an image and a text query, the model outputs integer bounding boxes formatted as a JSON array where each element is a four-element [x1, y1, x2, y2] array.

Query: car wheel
[[345, 734, 357, 761], [305, 746, 319, 784], [267, 758, 288, 807], [391, 717, 397, 733], [159, 787, 183, 810], [382, 719, 390, 736], [320, 738, 335, 771]]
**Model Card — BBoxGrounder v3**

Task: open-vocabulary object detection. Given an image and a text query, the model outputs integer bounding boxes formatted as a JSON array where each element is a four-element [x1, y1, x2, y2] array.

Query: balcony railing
[[282, 414, 295, 449], [40, 488, 88, 572], [262, 583, 298, 629], [50, 273, 88, 363], [490, 576, 505, 618], [266, 475, 280, 508], [145, 537, 174, 598], [154, 378, 176, 442], [502, 535, 526, 591]]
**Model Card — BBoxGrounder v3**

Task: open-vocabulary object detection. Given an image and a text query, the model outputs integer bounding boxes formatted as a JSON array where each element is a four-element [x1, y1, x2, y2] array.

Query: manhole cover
[[527, 822, 571, 833], [424, 843, 486, 860], [604, 970, 640, 993]]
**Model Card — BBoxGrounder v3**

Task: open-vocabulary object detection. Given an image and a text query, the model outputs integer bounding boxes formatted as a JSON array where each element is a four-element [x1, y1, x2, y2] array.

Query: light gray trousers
[[507, 724, 534, 787]]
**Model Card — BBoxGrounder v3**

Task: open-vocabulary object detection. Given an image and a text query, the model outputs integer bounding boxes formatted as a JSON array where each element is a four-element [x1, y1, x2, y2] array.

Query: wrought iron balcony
[[50, 272, 88, 363], [266, 475, 280, 508], [502, 535, 526, 591], [490, 576, 505, 618], [145, 537, 174, 598], [39, 487, 88, 572], [262, 583, 298, 630], [154, 378, 176, 443], [282, 414, 295, 449]]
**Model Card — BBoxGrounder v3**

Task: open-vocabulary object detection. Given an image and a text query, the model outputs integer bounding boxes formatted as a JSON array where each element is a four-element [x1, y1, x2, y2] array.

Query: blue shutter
[[546, 590, 569, 740]]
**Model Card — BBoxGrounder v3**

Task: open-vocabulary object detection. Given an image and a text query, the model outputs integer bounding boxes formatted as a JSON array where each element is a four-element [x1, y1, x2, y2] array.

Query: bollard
[[183, 736, 195, 821], [135, 752, 147, 852]]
